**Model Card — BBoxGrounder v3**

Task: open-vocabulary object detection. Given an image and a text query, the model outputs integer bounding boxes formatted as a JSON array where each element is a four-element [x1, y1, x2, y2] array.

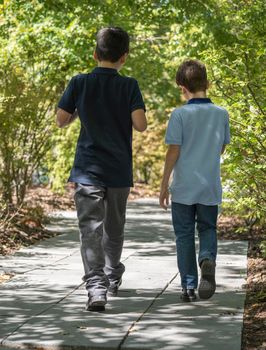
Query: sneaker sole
[[198, 260, 216, 300], [108, 279, 122, 297], [86, 300, 106, 312], [180, 295, 190, 302]]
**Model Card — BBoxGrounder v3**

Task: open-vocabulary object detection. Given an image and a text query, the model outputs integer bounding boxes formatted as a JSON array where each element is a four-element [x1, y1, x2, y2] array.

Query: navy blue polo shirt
[[58, 67, 145, 187]]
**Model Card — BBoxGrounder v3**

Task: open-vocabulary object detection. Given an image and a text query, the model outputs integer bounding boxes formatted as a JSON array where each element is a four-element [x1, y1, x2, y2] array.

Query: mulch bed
[[218, 217, 266, 350], [0, 185, 265, 350]]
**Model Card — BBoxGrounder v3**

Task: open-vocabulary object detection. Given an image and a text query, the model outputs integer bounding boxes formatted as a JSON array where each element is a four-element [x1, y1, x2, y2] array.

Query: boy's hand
[[159, 187, 169, 210], [159, 145, 180, 211]]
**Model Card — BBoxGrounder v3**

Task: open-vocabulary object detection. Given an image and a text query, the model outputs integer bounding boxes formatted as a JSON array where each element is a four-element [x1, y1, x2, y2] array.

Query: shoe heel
[[202, 260, 215, 278], [199, 260, 216, 300]]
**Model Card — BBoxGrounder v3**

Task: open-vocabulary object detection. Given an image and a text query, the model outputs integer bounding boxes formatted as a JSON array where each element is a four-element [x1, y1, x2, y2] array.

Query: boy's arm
[[56, 108, 78, 128], [160, 145, 180, 210], [222, 113, 230, 153], [131, 109, 147, 132], [221, 144, 226, 154]]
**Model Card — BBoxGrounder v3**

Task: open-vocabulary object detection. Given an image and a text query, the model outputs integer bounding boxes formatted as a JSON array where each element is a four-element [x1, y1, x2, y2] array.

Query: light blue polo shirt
[[165, 98, 230, 206]]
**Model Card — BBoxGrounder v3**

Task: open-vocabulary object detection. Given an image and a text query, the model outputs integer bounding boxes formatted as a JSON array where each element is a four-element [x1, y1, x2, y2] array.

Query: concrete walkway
[[0, 199, 248, 350]]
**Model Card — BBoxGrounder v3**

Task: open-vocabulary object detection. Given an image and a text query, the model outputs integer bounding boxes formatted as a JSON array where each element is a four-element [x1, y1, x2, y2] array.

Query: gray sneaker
[[108, 278, 122, 296], [198, 259, 216, 300], [86, 294, 107, 312]]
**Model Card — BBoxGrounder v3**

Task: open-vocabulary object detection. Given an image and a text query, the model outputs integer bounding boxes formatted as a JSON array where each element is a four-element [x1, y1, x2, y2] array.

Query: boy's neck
[[185, 90, 207, 101], [97, 61, 121, 70]]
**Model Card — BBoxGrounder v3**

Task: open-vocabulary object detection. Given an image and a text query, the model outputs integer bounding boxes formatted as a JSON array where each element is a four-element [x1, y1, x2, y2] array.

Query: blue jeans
[[171, 202, 218, 290]]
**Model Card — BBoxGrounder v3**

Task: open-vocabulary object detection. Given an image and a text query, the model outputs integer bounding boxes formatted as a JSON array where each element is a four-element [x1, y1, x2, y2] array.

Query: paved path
[[0, 199, 248, 350]]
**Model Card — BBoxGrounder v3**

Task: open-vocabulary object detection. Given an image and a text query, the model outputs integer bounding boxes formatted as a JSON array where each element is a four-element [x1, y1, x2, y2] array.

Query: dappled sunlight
[[1, 286, 167, 347], [0, 199, 248, 349], [123, 290, 245, 349], [0, 284, 245, 349]]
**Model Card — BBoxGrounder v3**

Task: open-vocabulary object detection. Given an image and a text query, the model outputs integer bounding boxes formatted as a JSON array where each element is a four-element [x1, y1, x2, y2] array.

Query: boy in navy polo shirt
[[57, 27, 147, 311], [160, 60, 230, 301]]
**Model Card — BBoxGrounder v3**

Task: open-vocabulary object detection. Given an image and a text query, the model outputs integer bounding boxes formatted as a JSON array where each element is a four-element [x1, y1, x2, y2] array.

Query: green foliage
[[133, 113, 167, 187], [0, 57, 55, 205], [0, 1, 62, 205], [0, 0, 265, 230], [196, 0, 266, 227], [153, 0, 266, 227], [46, 121, 79, 192]]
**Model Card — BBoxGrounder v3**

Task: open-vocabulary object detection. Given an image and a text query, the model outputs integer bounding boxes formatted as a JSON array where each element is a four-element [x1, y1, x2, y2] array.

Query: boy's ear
[[93, 51, 98, 61], [120, 53, 128, 64], [206, 80, 210, 89], [180, 85, 188, 95]]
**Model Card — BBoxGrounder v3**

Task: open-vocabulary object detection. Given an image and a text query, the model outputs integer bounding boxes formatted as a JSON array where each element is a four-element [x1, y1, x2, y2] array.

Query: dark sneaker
[[180, 289, 197, 302], [198, 259, 216, 300], [181, 289, 190, 302], [108, 279, 122, 296], [86, 294, 107, 312], [187, 289, 197, 301]]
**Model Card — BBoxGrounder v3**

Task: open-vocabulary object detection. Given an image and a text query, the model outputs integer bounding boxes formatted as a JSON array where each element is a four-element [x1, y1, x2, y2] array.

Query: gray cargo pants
[[74, 184, 130, 296]]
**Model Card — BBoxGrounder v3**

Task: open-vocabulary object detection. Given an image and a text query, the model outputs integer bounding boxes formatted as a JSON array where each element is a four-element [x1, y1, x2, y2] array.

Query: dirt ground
[[218, 218, 266, 350], [0, 185, 265, 349]]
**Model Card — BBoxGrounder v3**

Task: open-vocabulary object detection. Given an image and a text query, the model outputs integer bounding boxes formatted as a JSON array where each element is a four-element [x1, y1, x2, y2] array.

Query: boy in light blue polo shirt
[[160, 59, 230, 301]]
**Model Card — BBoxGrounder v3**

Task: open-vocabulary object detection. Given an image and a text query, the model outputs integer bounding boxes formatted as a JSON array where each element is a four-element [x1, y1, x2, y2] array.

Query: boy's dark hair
[[96, 27, 130, 63], [176, 60, 208, 93]]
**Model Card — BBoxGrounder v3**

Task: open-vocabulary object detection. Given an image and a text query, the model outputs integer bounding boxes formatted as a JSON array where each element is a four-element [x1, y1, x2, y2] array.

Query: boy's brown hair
[[96, 27, 129, 63], [176, 59, 208, 93]]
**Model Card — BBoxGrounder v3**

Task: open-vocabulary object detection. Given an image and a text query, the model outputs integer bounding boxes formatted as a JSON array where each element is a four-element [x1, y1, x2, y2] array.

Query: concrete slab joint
[[0, 199, 248, 350]]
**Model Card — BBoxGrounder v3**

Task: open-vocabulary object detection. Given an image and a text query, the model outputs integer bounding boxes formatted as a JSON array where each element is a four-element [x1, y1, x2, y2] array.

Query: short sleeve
[[224, 113, 230, 144], [58, 77, 76, 114], [130, 80, 146, 112], [165, 110, 183, 145]]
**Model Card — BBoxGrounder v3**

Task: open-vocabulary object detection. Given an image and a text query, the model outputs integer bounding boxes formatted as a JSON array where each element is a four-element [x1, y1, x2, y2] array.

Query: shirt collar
[[187, 98, 213, 104], [92, 67, 118, 75]]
